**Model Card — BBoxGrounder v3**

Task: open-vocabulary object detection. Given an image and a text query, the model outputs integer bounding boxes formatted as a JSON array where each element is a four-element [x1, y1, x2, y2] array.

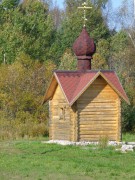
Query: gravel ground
[[42, 140, 135, 152]]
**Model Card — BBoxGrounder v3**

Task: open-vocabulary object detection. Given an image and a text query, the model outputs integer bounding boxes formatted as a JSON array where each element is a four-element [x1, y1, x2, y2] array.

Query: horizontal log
[[81, 88, 116, 93], [79, 112, 117, 115], [52, 99, 66, 102], [78, 109, 117, 112], [55, 132, 73, 136], [51, 120, 70, 123], [52, 132, 70, 134], [51, 126, 71, 131], [79, 123, 117, 127], [53, 132, 70, 135], [79, 126, 116, 130], [78, 114, 117, 121], [78, 117, 116, 120], [50, 126, 71, 129], [51, 125, 70, 128], [79, 97, 117, 101], [78, 119, 117, 125], [52, 118, 71, 121], [52, 97, 65, 101], [82, 91, 116, 97], [79, 125, 116, 129], [79, 130, 116, 133], [52, 100, 67, 104], [80, 93, 118, 97], [83, 89, 115, 93], [50, 123, 71, 125], [79, 134, 116, 138], [51, 117, 71, 121], [78, 117, 117, 120], [78, 108, 117, 111], [51, 130, 71, 133], [53, 132, 70, 136], [78, 102, 116, 106], [78, 107, 117, 110], [77, 100, 116, 104], [78, 119, 117, 122], [51, 131, 71, 134], [80, 133, 116, 137], [51, 102, 59, 105], [77, 104, 116, 108], [79, 121, 117, 124], [79, 137, 116, 141]]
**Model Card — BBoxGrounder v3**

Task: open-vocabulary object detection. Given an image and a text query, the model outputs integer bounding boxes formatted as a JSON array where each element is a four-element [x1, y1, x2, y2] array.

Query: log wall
[[77, 76, 121, 141], [49, 85, 76, 141], [49, 75, 121, 142]]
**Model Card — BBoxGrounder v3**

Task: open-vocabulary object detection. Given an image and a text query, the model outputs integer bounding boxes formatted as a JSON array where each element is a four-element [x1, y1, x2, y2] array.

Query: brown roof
[[43, 70, 130, 105]]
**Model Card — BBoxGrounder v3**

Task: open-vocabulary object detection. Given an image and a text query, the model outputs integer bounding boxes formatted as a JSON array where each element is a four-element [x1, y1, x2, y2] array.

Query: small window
[[59, 106, 65, 120]]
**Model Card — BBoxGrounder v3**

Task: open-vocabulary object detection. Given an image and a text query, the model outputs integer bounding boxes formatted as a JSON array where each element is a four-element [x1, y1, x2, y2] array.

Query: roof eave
[[54, 72, 71, 105], [70, 71, 130, 106], [100, 72, 130, 105], [42, 75, 57, 104]]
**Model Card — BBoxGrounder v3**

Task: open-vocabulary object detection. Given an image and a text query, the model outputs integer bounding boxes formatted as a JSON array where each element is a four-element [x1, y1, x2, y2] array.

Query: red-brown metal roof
[[55, 71, 98, 105], [100, 71, 130, 104], [43, 70, 130, 105]]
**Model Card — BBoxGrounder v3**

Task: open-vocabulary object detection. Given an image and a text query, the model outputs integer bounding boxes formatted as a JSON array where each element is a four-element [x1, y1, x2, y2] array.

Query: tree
[[0, 0, 56, 64], [58, 49, 76, 70], [51, 0, 111, 65], [115, 0, 135, 48], [2, 0, 19, 9], [0, 53, 55, 139], [109, 29, 135, 132]]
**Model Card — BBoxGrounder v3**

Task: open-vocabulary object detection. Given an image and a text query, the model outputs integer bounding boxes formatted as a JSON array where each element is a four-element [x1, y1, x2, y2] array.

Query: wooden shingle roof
[[43, 70, 130, 105]]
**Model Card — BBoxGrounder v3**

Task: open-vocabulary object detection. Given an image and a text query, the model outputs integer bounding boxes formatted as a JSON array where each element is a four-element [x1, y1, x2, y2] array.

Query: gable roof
[[43, 70, 130, 105]]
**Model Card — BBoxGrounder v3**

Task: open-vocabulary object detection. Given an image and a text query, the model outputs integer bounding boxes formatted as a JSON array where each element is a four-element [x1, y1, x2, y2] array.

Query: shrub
[[0, 54, 54, 140]]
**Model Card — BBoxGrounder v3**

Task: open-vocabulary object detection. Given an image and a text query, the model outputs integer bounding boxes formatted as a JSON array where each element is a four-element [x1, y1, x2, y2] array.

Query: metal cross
[[78, 2, 92, 27]]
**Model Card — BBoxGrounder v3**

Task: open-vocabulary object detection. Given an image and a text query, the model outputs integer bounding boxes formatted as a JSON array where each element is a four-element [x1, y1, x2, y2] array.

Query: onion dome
[[73, 27, 96, 57], [72, 27, 96, 70]]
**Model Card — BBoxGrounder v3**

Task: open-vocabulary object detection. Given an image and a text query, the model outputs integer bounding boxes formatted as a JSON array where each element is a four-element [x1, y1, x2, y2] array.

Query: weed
[[98, 136, 109, 149]]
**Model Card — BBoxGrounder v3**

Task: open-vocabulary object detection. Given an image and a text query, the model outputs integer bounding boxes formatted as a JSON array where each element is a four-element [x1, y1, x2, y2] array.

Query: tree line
[[0, 0, 134, 139]]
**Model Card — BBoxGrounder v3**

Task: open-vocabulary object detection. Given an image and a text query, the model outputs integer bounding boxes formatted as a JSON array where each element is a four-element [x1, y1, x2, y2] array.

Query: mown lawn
[[0, 138, 135, 180]]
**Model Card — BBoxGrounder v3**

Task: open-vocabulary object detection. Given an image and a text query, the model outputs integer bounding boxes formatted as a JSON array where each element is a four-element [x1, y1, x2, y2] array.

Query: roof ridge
[[54, 70, 99, 73], [70, 73, 84, 102], [54, 70, 116, 73], [70, 71, 100, 105]]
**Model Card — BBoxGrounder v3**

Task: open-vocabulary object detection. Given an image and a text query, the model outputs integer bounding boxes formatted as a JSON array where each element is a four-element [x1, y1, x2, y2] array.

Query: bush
[[0, 54, 54, 140], [122, 87, 135, 133], [0, 116, 49, 140]]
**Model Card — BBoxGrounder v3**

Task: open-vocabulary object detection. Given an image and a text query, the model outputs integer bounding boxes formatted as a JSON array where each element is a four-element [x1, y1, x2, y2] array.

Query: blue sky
[[54, 0, 128, 30], [54, 0, 123, 10]]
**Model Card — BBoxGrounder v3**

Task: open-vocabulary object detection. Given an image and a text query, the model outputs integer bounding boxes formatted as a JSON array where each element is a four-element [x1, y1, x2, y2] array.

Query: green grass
[[122, 133, 135, 142], [0, 139, 135, 180]]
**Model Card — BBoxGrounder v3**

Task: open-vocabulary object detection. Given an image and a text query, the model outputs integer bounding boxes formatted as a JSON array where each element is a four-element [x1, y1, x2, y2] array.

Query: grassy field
[[0, 136, 135, 180], [122, 133, 135, 142]]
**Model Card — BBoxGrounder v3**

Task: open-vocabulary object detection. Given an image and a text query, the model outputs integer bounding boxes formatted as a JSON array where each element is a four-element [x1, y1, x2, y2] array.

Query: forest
[[0, 0, 135, 139]]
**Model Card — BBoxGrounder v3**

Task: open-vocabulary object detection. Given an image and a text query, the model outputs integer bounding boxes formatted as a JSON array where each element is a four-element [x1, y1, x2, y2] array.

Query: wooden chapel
[[43, 4, 130, 142]]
